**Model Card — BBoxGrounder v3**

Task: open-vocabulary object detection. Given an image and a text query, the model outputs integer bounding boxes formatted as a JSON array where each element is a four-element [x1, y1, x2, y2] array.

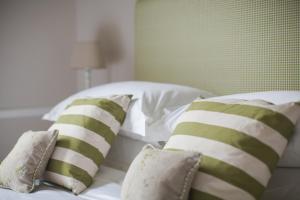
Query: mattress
[[0, 166, 125, 200]]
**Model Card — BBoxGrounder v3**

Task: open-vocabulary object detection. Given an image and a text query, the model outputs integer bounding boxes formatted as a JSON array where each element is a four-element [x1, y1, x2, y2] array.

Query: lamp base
[[84, 68, 92, 89]]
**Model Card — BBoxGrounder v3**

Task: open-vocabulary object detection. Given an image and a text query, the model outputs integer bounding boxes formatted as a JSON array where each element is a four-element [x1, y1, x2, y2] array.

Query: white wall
[[75, 0, 135, 89], [0, 0, 76, 160], [0, 0, 77, 159], [0, 0, 136, 159], [0, 0, 77, 109]]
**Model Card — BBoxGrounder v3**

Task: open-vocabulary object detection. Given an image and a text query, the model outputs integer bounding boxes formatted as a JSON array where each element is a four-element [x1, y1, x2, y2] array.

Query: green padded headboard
[[135, 0, 300, 95]]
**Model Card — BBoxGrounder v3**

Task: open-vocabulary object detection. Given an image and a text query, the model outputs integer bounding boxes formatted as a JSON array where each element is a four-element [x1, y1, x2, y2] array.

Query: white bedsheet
[[1, 163, 299, 200], [0, 166, 125, 200]]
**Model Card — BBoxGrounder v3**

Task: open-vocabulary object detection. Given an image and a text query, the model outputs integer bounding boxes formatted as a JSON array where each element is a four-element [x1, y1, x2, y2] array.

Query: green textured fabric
[[45, 95, 131, 194], [164, 99, 300, 200], [135, 0, 300, 94]]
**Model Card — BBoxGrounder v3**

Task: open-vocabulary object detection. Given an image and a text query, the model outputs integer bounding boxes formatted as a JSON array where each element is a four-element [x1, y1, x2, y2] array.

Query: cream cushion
[[121, 145, 201, 200], [0, 130, 58, 193]]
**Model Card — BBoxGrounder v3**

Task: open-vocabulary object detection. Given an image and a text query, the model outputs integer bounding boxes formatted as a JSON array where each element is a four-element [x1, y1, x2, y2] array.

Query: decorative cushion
[[121, 145, 201, 200], [164, 99, 300, 200], [44, 95, 132, 194], [208, 91, 300, 167], [0, 130, 58, 193]]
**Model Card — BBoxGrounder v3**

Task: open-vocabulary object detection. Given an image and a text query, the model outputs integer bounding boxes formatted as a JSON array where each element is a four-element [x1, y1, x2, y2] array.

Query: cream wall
[[0, 0, 136, 159], [0, 0, 77, 159], [75, 0, 135, 90], [0, 0, 77, 109]]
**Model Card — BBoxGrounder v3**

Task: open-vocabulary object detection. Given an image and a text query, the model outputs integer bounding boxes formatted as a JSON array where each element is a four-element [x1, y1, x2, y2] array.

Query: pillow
[[0, 130, 58, 193], [121, 145, 201, 200], [164, 99, 300, 200], [208, 91, 300, 167], [209, 91, 300, 104], [44, 95, 131, 194], [42, 81, 213, 139]]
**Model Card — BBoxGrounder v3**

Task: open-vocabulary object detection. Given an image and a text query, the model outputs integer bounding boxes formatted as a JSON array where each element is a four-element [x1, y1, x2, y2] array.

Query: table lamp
[[71, 41, 104, 89]]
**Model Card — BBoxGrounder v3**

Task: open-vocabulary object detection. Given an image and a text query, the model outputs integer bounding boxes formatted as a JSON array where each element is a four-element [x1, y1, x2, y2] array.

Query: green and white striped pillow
[[44, 95, 132, 194], [164, 99, 300, 200]]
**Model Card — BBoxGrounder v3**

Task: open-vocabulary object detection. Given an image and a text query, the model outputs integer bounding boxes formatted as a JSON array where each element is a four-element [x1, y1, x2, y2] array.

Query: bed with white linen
[[1, 89, 300, 199], [0, 166, 125, 200], [1, 150, 300, 200], [15, 83, 299, 200], [1, 0, 299, 199]]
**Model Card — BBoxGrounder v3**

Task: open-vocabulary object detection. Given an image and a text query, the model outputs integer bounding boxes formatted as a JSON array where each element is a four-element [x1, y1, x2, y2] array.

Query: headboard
[[135, 0, 299, 95]]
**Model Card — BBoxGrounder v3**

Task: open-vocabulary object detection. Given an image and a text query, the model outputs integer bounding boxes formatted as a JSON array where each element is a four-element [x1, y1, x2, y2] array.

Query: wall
[[0, 0, 136, 160], [75, 0, 135, 90], [0, 0, 77, 159]]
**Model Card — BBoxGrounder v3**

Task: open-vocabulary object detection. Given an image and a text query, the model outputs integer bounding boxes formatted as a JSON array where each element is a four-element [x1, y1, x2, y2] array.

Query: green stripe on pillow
[[70, 98, 126, 123], [56, 135, 104, 166], [188, 101, 294, 139], [46, 95, 132, 194], [165, 99, 300, 200], [190, 189, 223, 200], [47, 159, 92, 187], [200, 156, 265, 199], [56, 115, 115, 144], [174, 122, 279, 172]]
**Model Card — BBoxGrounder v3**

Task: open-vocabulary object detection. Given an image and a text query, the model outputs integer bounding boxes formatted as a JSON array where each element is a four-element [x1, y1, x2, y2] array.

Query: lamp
[[71, 41, 104, 89]]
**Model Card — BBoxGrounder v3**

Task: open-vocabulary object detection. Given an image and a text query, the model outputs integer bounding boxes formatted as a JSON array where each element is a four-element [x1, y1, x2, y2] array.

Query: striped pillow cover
[[44, 95, 131, 194], [164, 99, 300, 200]]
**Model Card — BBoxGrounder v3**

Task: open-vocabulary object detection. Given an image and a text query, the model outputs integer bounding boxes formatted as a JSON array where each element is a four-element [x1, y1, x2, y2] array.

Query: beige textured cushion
[[0, 130, 58, 193], [121, 145, 201, 200]]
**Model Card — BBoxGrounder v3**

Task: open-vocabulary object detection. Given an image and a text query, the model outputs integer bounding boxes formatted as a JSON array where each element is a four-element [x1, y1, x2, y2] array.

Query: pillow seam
[[178, 154, 202, 200], [28, 130, 58, 192]]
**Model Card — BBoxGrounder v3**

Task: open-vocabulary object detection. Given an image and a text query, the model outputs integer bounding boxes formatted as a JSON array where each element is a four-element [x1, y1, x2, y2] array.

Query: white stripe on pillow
[[49, 124, 111, 156], [193, 172, 255, 200], [60, 105, 120, 133], [51, 147, 98, 177], [44, 171, 86, 194], [110, 97, 131, 111], [196, 98, 300, 123], [177, 110, 287, 155], [165, 135, 270, 186]]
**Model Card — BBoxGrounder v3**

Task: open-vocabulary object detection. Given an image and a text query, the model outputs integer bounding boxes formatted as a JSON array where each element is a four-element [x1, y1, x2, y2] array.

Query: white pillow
[[207, 91, 300, 168], [43, 81, 213, 138], [208, 91, 300, 104]]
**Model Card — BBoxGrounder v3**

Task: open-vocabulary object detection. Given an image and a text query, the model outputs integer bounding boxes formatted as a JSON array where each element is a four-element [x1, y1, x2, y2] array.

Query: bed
[[1, 0, 299, 199], [0, 165, 125, 200], [1, 136, 300, 200], [134, 0, 300, 199]]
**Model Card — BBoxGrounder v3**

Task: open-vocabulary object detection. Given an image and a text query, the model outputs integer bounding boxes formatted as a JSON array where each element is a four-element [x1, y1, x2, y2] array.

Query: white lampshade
[[70, 41, 104, 69]]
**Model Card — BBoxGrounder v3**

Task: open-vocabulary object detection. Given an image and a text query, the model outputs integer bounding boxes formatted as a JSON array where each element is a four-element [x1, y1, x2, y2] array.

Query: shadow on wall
[[97, 22, 124, 66]]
